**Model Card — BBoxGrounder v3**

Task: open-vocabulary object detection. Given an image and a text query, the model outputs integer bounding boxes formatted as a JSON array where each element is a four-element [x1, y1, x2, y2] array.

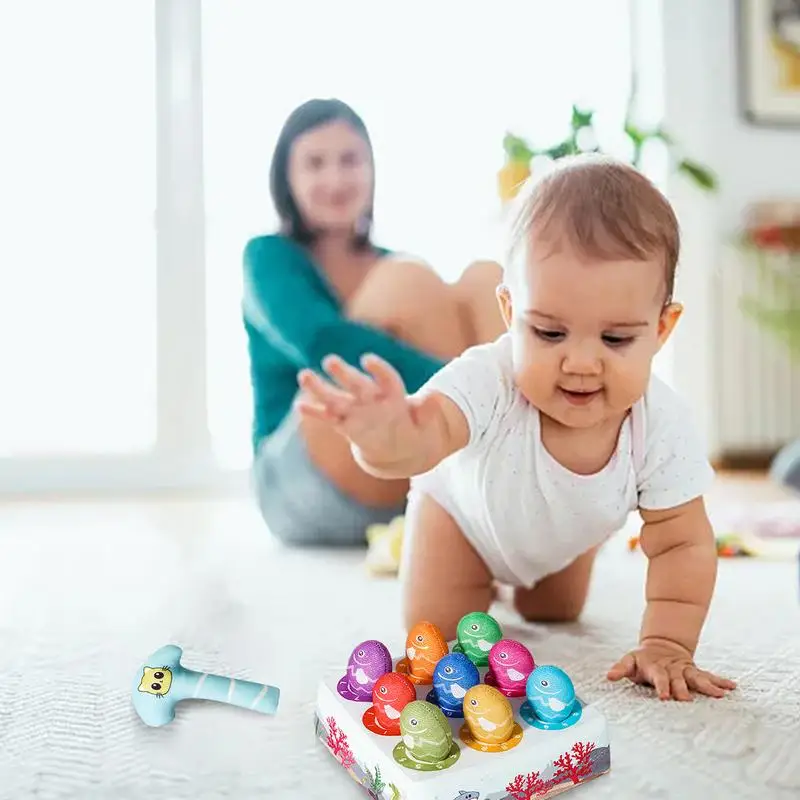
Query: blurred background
[[1, 0, 796, 497]]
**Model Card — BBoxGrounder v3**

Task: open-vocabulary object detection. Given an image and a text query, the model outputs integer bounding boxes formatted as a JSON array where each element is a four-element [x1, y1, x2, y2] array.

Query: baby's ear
[[657, 302, 682, 346], [496, 284, 514, 329]]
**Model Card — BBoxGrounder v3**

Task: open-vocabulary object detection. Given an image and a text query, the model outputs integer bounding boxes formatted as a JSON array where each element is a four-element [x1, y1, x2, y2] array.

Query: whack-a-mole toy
[[314, 612, 610, 800]]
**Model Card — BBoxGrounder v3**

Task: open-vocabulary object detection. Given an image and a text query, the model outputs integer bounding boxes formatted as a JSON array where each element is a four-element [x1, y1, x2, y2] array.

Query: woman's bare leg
[[451, 259, 507, 344], [401, 490, 494, 640], [299, 256, 473, 509], [347, 255, 473, 359]]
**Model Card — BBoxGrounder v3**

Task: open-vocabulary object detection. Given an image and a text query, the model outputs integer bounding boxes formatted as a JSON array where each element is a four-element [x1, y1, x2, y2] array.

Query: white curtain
[[202, 0, 636, 469], [0, 3, 157, 459]]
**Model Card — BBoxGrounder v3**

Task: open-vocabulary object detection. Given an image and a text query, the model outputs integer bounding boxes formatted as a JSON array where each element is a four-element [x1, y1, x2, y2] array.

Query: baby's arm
[[608, 380, 736, 700], [356, 388, 470, 479], [298, 338, 506, 481], [609, 495, 735, 700], [296, 353, 471, 480], [638, 497, 717, 654]]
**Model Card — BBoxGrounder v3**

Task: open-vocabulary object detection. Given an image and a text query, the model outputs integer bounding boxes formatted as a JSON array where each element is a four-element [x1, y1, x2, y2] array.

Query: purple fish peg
[[337, 640, 392, 702]]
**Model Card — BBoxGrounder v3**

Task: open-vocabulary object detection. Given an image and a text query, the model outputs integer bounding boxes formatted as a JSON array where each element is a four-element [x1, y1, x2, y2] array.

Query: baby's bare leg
[[513, 546, 599, 623], [400, 491, 494, 641]]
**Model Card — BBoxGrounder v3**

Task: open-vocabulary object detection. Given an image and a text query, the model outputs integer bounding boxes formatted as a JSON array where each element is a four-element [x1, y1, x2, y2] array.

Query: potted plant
[[497, 81, 718, 201]]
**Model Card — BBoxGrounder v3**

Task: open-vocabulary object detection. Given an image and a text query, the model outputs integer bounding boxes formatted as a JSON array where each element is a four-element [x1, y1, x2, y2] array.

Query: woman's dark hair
[[269, 98, 375, 249]]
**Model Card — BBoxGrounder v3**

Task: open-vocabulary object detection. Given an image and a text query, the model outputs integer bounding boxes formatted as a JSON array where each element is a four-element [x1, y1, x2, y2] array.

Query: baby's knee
[[519, 602, 586, 624], [541, 603, 585, 624], [513, 588, 588, 624]]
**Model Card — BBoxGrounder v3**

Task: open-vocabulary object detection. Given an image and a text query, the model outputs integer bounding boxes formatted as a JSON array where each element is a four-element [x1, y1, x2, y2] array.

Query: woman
[[244, 98, 506, 546]]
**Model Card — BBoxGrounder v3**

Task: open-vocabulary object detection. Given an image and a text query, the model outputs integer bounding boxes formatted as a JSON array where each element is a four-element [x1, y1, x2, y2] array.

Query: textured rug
[[0, 495, 798, 799]]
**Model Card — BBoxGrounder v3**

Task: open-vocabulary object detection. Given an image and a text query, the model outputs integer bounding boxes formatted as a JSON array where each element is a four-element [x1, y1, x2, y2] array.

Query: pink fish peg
[[484, 639, 536, 697]]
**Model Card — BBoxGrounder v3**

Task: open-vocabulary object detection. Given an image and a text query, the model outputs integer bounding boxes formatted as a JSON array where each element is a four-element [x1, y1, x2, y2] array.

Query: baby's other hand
[[607, 639, 737, 701]]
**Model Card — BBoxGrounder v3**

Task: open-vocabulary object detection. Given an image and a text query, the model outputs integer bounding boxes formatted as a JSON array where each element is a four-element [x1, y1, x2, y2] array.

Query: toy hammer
[[132, 644, 280, 727]]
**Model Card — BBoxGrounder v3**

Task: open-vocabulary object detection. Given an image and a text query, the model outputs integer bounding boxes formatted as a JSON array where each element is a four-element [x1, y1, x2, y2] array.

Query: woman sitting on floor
[[243, 98, 506, 546]]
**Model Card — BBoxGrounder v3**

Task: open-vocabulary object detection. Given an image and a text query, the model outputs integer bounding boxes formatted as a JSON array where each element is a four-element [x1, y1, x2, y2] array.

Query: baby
[[296, 154, 736, 702]]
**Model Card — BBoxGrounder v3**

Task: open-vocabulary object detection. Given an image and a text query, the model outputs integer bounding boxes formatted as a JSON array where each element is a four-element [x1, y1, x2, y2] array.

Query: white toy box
[[314, 615, 610, 799]]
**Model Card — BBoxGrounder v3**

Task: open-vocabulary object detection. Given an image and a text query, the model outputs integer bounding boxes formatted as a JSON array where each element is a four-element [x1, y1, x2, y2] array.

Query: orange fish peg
[[395, 621, 449, 685]]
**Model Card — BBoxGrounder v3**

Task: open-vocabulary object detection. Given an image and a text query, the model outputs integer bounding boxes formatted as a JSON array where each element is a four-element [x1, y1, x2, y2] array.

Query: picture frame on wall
[[737, 0, 800, 127]]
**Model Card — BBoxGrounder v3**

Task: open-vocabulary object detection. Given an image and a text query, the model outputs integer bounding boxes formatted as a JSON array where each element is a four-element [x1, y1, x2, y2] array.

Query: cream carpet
[[0, 483, 798, 799]]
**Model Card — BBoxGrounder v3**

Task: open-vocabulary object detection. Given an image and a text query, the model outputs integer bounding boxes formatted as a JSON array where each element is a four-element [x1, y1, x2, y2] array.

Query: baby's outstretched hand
[[607, 639, 736, 701], [296, 353, 435, 468]]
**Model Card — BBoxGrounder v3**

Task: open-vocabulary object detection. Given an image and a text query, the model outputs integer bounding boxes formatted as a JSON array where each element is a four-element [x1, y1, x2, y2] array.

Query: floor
[[0, 474, 798, 799]]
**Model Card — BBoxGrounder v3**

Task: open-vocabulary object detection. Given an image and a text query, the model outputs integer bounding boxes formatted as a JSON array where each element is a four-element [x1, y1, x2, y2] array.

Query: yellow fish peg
[[459, 684, 524, 753]]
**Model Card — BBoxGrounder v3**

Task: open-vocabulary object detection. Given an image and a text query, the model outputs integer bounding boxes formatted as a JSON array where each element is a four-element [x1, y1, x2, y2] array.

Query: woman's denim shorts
[[253, 410, 406, 547]]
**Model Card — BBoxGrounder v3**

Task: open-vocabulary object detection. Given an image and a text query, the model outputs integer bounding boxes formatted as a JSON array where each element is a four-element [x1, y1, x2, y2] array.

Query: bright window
[[0, 3, 157, 457], [202, 0, 635, 469]]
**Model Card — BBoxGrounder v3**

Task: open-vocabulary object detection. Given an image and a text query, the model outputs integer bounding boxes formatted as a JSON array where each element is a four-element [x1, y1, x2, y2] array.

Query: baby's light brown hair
[[504, 154, 680, 303]]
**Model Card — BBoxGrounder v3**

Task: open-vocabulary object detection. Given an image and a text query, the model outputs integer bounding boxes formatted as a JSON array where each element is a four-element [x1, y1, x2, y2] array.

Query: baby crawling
[[297, 154, 736, 702]]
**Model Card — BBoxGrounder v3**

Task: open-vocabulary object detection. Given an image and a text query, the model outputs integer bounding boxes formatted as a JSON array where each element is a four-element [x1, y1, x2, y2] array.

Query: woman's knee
[[452, 259, 507, 345], [348, 256, 468, 357], [452, 259, 504, 308], [347, 255, 451, 323], [457, 259, 504, 291]]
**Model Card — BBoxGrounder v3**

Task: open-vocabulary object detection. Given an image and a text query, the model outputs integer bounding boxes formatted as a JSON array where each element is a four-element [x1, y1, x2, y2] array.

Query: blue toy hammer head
[[132, 644, 186, 727], [132, 644, 280, 728]]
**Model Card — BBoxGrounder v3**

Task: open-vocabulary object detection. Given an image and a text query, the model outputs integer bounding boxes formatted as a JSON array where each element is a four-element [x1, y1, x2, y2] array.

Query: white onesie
[[409, 334, 715, 587]]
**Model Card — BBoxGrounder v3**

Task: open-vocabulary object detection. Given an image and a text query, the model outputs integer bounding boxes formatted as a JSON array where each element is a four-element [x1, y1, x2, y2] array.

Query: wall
[[657, 0, 800, 456]]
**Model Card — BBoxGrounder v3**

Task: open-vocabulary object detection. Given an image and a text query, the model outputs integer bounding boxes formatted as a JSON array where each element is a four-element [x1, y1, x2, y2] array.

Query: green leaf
[[624, 123, 647, 146], [676, 158, 718, 191], [502, 132, 534, 164], [547, 139, 578, 160], [571, 105, 594, 129]]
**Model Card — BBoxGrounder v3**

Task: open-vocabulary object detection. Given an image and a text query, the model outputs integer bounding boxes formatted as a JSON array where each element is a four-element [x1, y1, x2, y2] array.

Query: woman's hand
[[296, 353, 441, 476]]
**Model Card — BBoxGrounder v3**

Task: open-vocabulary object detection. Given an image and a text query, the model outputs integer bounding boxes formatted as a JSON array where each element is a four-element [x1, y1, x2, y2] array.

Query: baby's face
[[499, 240, 680, 430]]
